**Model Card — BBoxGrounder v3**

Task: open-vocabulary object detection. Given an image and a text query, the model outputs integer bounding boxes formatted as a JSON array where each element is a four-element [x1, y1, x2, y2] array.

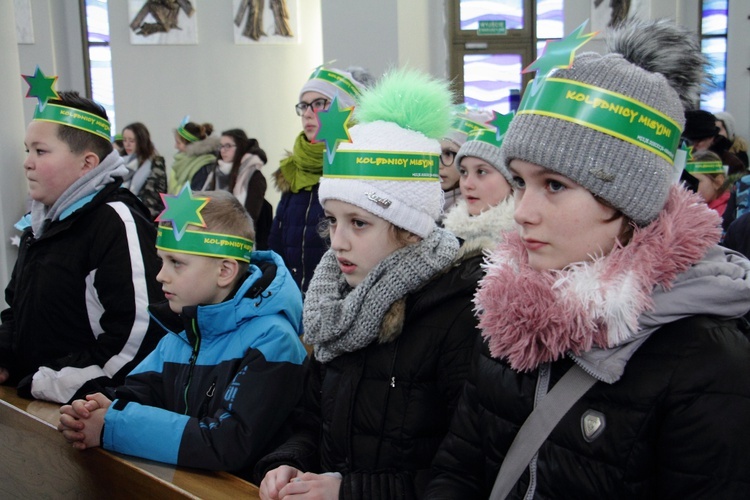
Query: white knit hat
[[299, 66, 370, 109], [318, 68, 454, 238]]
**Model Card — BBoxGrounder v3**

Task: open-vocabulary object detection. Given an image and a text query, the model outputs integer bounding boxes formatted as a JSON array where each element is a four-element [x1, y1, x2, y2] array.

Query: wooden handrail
[[0, 385, 260, 499]]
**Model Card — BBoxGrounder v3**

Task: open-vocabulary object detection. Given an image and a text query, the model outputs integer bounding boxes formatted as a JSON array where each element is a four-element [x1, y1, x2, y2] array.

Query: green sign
[[478, 20, 506, 36]]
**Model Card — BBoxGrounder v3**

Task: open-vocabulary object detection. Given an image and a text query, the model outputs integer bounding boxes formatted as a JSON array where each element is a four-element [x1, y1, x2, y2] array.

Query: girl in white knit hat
[[428, 19, 750, 498], [257, 68, 482, 499]]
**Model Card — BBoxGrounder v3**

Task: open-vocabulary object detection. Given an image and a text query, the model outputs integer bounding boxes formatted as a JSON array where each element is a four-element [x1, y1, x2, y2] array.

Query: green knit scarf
[[169, 152, 215, 194], [279, 132, 326, 193]]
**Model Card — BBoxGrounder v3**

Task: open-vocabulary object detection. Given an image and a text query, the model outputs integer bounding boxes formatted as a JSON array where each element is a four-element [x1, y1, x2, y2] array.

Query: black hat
[[683, 109, 719, 141]]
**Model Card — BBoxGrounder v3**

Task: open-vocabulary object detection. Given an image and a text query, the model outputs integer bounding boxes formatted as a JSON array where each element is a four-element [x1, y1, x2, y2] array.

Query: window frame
[[447, 0, 549, 104], [698, 0, 728, 111]]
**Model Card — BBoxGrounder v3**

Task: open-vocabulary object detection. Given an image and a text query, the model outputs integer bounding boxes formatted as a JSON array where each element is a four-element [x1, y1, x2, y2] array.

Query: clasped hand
[[259, 465, 341, 499], [57, 392, 112, 450]]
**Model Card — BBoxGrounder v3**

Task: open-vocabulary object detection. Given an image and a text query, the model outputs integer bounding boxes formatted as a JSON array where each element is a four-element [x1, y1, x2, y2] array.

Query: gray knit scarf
[[303, 226, 459, 363]]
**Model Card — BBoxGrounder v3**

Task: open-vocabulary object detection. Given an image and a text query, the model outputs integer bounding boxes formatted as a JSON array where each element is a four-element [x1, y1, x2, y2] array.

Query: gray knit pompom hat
[[500, 19, 708, 226]]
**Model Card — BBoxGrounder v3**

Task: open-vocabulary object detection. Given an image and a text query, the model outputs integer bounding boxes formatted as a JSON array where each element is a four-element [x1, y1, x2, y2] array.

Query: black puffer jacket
[[255, 256, 483, 499], [426, 315, 750, 499], [268, 173, 326, 294], [0, 183, 165, 403]]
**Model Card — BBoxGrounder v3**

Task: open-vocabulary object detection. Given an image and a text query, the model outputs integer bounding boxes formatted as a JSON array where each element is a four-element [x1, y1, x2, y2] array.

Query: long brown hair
[[122, 122, 156, 164]]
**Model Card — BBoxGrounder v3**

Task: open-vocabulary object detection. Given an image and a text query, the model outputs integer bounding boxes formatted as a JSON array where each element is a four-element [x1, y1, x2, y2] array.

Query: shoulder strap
[[490, 364, 597, 500]]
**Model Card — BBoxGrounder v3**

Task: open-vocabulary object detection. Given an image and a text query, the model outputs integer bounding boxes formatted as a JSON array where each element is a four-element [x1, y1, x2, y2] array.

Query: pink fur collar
[[475, 186, 722, 371]]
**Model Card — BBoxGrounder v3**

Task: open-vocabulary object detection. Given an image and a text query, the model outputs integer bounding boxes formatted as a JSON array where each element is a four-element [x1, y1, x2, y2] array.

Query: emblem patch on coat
[[581, 410, 606, 442]]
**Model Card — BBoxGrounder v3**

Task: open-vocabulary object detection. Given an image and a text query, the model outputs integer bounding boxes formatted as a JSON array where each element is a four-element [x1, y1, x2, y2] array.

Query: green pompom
[[354, 67, 454, 140]]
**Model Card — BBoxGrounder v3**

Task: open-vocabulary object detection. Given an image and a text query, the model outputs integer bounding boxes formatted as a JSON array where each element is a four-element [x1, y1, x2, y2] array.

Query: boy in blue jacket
[[58, 187, 307, 473]]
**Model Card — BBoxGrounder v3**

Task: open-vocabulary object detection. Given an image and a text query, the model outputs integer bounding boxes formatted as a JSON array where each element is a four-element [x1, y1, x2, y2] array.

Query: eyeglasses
[[295, 98, 330, 116], [219, 143, 236, 150], [440, 149, 458, 167]]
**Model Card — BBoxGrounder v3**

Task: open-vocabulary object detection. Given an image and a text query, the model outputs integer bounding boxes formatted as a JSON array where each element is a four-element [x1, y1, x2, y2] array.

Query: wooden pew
[[0, 385, 260, 499]]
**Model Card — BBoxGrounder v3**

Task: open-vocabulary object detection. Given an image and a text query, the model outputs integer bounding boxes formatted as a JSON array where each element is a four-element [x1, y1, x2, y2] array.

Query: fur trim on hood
[[184, 136, 220, 157], [272, 167, 292, 193], [442, 198, 516, 261], [475, 186, 750, 378]]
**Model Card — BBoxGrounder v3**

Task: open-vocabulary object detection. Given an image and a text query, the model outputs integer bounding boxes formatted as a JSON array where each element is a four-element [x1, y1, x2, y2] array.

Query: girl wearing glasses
[[268, 66, 375, 293], [203, 129, 273, 250]]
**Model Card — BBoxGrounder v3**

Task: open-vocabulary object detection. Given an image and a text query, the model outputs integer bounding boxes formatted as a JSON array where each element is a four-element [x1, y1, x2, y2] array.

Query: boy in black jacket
[[0, 68, 164, 403]]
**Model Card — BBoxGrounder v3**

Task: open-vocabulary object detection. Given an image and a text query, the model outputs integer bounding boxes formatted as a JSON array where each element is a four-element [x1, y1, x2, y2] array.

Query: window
[[699, 0, 728, 112], [448, 0, 564, 114], [80, 0, 116, 132]]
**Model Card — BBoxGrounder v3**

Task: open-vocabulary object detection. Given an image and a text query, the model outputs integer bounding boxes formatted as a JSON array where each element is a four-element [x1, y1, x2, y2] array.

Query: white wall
[[320, 0, 448, 79], [725, 0, 750, 142], [18, 0, 85, 126], [107, 0, 324, 210], [320, 0, 399, 78], [1, 0, 29, 299]]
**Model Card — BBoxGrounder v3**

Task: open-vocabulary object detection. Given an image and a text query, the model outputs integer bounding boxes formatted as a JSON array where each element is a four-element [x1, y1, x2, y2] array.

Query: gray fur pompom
[[606, 18, 709, 110]]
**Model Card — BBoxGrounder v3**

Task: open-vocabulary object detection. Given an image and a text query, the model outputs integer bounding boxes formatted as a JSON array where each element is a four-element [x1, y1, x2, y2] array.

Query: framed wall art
[[233, 0, 299, 45], [14, 0, 34, 44], [128, 0, 198, 45]]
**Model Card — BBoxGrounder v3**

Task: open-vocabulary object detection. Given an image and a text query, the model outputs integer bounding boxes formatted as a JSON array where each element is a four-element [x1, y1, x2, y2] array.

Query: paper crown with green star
[[155, 184, 253, 262], [684, 147, 725, 175], [176, 115, 199, 143], [454, 110, 514, 173], [22, 66, 112, 141]]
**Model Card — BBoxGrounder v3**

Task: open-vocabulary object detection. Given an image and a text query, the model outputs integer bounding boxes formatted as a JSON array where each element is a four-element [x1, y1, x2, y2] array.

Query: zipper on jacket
[[183, 318, 201, 415], [197, 378, 217, 419], [14, 233, 34, 290], [299, 193, 314, 292], [373, 339, 400, 466]]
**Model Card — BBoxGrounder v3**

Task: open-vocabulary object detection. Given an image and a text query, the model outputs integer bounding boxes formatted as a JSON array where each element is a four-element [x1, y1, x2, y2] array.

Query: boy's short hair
[[193, 190, 256, 278], [195, 190, 255, 241], [51, 91, 113, 161]]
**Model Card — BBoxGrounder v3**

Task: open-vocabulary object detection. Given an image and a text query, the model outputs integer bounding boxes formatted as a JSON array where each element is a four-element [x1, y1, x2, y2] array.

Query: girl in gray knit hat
[[428, 19, 750, 498], [442, 115, 516, 262], [439, 107, 495, 217], [257, 67, 483, 499]]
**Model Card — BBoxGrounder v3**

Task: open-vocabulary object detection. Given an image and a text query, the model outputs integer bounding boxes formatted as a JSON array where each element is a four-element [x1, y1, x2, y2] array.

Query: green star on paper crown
[[156, 183, 210, 240], [314, 94, 354, 164], [684, 145, 724, 175], [523, 20, 597, 93], [487, 110, 514, 142], [23, 65, 112, 140], [683, 144, 694, 162], [22, 66, 60, 112]]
